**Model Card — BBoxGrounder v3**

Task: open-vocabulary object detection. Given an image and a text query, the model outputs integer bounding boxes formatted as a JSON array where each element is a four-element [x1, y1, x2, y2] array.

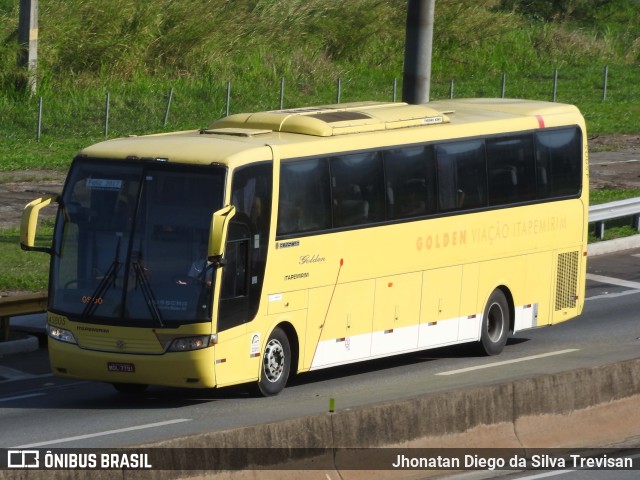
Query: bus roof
[[78, 98, 583, 168]]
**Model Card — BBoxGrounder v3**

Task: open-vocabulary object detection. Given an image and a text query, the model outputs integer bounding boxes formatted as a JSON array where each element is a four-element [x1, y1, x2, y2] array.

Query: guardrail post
[[633, 214, 640, 232], [594, 221, 605, 240], [36, 95, 43, 141]]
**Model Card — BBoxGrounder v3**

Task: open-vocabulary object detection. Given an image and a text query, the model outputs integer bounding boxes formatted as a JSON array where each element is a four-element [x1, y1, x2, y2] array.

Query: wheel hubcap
[[263, 339, 284, 383]]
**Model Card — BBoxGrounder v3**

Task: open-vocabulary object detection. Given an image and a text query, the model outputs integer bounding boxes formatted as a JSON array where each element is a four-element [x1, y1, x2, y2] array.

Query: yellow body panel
[[214, 324, 260, 387], [421, 266, 462, 348], [372, 273, 422, 356]]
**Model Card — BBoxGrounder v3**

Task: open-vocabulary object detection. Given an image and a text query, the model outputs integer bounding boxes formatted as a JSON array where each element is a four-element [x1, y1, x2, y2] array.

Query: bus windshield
[[50, 159, 225, 327]]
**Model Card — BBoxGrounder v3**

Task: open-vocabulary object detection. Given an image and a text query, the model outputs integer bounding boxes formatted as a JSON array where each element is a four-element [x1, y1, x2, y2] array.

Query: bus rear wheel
[[479, 289, 509, 356], [256, 327, 291, 397]]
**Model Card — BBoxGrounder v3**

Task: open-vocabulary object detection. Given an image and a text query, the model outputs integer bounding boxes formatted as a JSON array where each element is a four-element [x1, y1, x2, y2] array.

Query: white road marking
[[13, 419, 192, 448], [517, 471, 576, 479], [0, 393, 45, 403], [436, 349, 579, 376], [586, 289, 640, 301], [590, 159, 639, 166], [586, 273, 640, 290], [0, 366, 53, 384]]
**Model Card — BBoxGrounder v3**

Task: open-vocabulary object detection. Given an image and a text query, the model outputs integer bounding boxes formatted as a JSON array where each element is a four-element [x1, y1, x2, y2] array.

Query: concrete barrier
[[135, 358, 640, 479], [588, 233, 640, 256], [3, 358, 639, 480]]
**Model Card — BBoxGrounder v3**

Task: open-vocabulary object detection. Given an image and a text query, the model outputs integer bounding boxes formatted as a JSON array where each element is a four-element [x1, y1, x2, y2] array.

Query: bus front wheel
[[257, 327, 291, 396], [479, 289, 509, 356]]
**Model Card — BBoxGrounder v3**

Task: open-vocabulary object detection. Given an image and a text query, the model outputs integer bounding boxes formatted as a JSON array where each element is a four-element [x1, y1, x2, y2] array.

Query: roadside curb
[[587, 233, 640, 256], [0, 333, 39, 355]]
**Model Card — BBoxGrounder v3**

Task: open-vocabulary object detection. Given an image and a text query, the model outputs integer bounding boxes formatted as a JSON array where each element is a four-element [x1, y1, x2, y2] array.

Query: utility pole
[[402, 0, 435, 104], [18, 0, 38, 95]]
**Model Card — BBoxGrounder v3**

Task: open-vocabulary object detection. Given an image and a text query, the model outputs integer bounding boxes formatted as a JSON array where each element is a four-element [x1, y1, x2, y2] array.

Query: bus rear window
[[535, 128, 582, 198]]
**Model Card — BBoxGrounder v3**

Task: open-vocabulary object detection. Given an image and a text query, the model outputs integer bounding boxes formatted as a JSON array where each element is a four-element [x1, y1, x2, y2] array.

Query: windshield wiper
[[132, 260, 164, 327], [81, 238, 121, 321]]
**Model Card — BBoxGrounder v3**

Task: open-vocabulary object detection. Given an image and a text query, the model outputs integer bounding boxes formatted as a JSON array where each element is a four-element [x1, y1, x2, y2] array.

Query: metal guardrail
[[589, 197, 640, 239], [0, 292, 47, 342]]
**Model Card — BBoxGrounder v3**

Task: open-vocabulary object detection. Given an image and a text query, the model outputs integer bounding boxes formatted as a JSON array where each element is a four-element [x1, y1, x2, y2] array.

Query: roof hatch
[[208, 102, 450, 137], [199, 127, 272, 137]]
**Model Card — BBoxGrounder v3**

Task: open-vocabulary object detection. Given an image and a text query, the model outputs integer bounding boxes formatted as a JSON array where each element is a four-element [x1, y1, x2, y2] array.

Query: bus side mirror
[[20, 194, 60, 254], [208, 205, 236, 265]]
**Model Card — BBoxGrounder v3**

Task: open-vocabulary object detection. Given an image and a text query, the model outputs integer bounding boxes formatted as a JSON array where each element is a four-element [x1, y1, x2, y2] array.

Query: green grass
[[588, 223, 638, 243], [590, 189, 640, 205], [0, 228, 51, 292]]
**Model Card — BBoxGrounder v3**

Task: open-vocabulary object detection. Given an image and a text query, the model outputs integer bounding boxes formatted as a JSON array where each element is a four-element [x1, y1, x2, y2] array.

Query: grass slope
[[1, 0, 639, 171]]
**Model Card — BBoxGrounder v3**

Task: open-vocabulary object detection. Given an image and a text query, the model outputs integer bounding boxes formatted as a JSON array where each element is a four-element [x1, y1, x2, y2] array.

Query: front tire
[[479, 289, 510, 356], [256, 327, 291, 396]]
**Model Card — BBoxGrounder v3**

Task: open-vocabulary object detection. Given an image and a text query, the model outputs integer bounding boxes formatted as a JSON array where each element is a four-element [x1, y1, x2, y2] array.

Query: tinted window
[[277, 158, 331, 235], [50, 160, 225, 327], [275, 127, 582, 238], [220, 163, 273, 331], [331, 151, 385, 227], [487, 135, 536, 206], [535, 128, 582, 198], [384, 145, 436, 219], [435, 140, 487, 211]]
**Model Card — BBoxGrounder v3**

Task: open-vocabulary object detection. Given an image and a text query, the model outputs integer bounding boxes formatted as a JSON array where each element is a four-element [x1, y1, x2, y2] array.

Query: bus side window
[[330, 151, 384, 227], [436, 140, 486, 211], [487, 135, 536, 206], [384, 145, 436, 219], [277, 158, 331, 235]]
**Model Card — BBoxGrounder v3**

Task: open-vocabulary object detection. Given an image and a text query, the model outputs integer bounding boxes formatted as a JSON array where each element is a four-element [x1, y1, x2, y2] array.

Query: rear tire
[[256, 327, 291, 396], [479, 289, 509, 356]]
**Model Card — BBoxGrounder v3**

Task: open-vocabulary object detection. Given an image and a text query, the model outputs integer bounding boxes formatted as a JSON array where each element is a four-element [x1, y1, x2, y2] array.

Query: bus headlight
[[47, 325, 77, 344], [168, 335, 214, 352]]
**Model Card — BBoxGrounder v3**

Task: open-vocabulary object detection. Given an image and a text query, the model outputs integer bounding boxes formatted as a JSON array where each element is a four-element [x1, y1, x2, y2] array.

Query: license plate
[[107, 362, 135, 373]]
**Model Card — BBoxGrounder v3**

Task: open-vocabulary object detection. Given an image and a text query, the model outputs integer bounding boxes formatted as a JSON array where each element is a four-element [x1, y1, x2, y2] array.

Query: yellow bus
[[21, 98, 588, 395]]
